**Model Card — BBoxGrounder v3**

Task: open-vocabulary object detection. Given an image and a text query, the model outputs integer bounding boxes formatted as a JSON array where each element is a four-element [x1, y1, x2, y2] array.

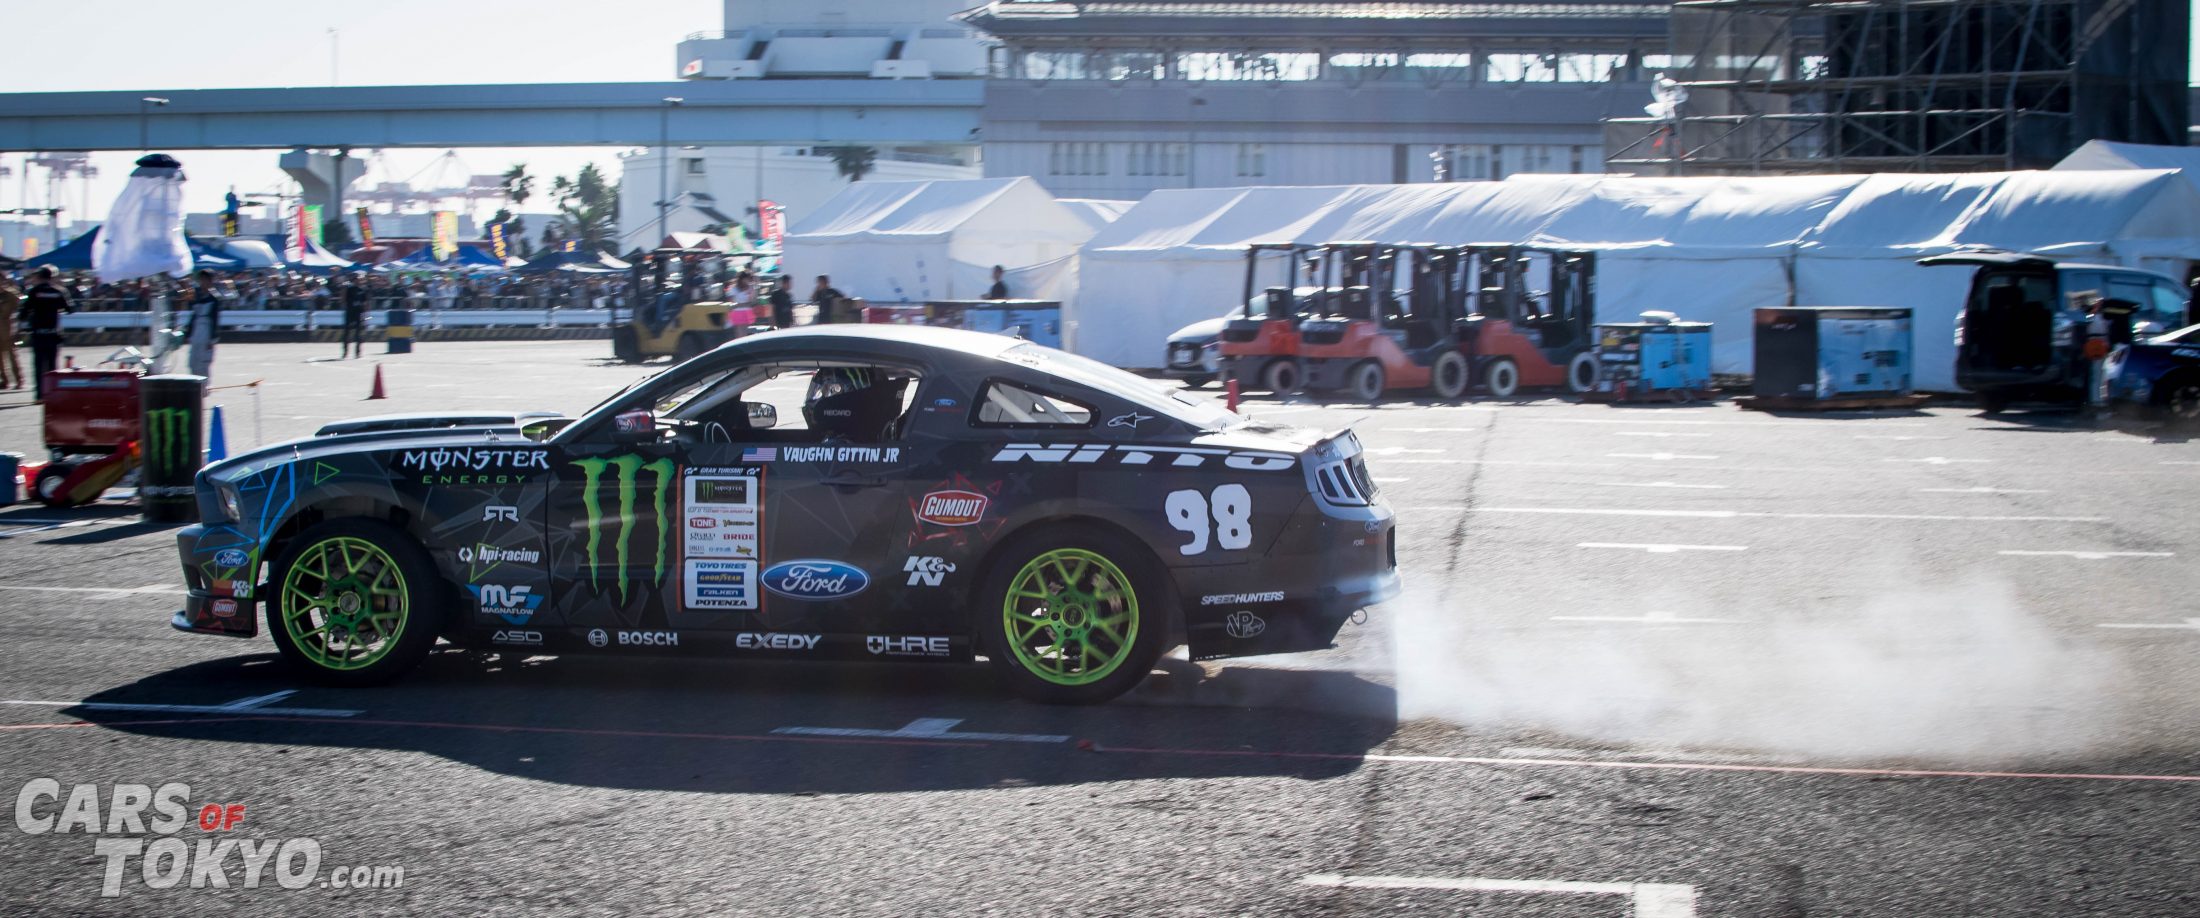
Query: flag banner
[[303, 205, 325, 245], [432, 211, 458, 261], [489, 222, 508, 261], [94, 154, 193, 282], [356, 208, 376, 248], [760, 200, 786, 248]]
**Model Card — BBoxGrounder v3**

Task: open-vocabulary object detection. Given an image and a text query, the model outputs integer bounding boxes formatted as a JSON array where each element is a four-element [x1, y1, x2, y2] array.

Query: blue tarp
[[25, 228, 98, 271]]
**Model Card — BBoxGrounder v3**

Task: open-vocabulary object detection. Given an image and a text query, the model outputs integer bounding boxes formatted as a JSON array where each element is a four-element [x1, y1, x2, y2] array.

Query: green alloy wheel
[[267, 518, 441, 686], [983, 529, 1168, 704]]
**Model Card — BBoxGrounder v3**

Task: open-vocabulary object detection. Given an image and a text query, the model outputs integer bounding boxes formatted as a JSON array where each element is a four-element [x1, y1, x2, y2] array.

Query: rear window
[[976, 381, 1092, 428], [1000, 344, 1239, 431]]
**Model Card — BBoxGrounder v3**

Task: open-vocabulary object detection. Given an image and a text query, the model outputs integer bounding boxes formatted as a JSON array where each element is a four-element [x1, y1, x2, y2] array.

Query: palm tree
[[549, 164, 618, 253], [501, 164, 535, 207], [825, 146, 879, 182]]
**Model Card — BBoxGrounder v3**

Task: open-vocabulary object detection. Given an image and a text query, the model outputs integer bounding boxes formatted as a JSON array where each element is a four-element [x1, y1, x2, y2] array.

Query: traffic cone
[[367, 364, 387, 400], [1225, 378, 1241, 414], [205, 406, 228, 463]]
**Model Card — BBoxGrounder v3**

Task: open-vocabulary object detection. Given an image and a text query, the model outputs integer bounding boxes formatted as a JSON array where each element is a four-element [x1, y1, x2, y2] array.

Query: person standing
[[21, 267, 71, 401], [768, 278, 795, 329], [811, 275, 848, 325], [0, 275, 22, 390], [985, 264, 1010, 300], [182, 270, 223, 383], [339, 276, 369, 358]]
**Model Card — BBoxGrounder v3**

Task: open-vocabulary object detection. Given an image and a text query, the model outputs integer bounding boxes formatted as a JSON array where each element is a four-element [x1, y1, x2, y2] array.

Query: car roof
[[726, 324, 1029, 361]]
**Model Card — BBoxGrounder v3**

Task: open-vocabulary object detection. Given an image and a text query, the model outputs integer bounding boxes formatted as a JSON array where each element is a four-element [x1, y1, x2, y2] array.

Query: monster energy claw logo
[[144, 408, 194, 477], [573, 455, 676, 603]]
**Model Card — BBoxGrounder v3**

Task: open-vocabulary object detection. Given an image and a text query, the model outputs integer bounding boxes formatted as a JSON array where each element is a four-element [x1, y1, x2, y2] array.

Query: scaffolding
[[1604, 0, 2188, 175]]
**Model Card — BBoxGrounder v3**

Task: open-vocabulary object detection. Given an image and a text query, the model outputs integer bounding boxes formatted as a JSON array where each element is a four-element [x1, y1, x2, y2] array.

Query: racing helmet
[[802, 367, 905, 442]]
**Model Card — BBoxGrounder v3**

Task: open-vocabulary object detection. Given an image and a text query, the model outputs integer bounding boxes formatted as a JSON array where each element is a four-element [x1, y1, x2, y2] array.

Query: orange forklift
[[1459, 246, 1600, 398], [1218, 243, 1322, 393], [1298, 244, 1473, 400]]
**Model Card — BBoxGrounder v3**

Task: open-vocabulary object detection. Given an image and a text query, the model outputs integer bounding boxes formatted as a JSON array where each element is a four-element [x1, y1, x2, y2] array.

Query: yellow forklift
[[611, 251, 775, 363]]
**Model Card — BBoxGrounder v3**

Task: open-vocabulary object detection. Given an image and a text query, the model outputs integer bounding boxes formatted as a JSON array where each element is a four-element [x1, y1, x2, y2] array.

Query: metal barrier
[[61, 309, 616, 332]]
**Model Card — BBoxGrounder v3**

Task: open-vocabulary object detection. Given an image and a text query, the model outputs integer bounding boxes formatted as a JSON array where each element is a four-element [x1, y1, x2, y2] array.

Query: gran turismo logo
[[572, 454, 676, 602], [143, 408, 194, 477]]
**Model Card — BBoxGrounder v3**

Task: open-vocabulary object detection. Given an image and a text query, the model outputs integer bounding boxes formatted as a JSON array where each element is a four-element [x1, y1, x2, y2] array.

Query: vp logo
[[1223, 610, 1266, 639], [482, 505, 520, 523], [904, 556, 955, 587]]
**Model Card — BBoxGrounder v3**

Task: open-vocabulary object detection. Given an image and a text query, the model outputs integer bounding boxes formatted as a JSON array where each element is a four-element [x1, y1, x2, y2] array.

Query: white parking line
[[1528, 417, 1923, 428], [1919, 487, 2049, 494], [1388, 427, 1480, 432], [1551, 611, 1747, 624], [1597, 481, 1730, 490], [2097, 619, 2200, 631], [1608, 452, 1720, 461], [1614, 431, 1712, 438], [1407, 506, 2105, 523], [2, 690, 362, 718], [2162, 461, 2200, 466], [0, 584, 186, 599], [1883, 457, 1988, 465], [2000, 550, 2174, 560], [1300, 874, 1698, 918], [1362, 447, 1448, 456], [1369, 477, 1411, 484], [1579, 542, 1748, 553], [1855, 435, 1948, 441], [772, 718, 1068, 744]]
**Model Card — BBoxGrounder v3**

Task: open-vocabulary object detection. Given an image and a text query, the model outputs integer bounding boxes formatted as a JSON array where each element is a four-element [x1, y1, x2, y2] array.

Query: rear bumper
[[1178, 496, 1398, 661]]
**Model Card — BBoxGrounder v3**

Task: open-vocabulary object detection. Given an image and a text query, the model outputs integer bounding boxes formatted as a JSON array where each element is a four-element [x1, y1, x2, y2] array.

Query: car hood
[[1168, 317, 1229, 344], [203, 425, 550, 479]]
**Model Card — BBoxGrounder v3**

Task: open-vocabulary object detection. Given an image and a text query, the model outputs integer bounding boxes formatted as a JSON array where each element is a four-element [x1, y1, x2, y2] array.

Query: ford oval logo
[[762, 560, 869, 601], [214, 549, 251, 569]]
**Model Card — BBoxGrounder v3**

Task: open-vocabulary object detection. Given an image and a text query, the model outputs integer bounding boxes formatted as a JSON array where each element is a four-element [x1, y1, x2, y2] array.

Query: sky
[[1, 0, 2195, 226], [0, 0, 720, 224]]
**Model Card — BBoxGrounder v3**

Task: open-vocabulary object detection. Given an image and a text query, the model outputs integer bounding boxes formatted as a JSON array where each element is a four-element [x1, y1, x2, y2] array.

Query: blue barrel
[[386, 308, 415, 354]]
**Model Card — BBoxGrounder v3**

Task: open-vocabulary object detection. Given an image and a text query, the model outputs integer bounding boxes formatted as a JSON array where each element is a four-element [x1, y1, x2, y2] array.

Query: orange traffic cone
[[367, 363, 387, 400]]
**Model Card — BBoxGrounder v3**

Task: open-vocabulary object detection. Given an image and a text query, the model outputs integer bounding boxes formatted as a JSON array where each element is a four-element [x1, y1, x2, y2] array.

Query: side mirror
[[745, 402, 778, 430], [613, 409, 659, 443]]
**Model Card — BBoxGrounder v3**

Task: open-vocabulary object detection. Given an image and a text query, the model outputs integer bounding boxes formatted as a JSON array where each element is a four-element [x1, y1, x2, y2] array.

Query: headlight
[[214, 480, 244, 523]]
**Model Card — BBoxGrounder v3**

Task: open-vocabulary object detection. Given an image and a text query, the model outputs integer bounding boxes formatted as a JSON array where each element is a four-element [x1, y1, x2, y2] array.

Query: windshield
[[1002, 343, 1239, 430]]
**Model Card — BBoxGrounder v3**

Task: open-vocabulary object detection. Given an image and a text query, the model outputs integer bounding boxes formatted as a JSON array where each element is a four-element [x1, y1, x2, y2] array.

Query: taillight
[[1313, 455, 1375, 506]]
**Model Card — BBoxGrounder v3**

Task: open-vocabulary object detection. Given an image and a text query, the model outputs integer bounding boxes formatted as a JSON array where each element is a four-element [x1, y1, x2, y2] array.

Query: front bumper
[[172, 523, 261, 638], [1164, 342, 1220, 380]]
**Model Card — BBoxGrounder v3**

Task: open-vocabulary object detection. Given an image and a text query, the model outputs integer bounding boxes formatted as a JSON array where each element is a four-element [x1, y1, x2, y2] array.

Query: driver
[[802, 367, 906, 442]]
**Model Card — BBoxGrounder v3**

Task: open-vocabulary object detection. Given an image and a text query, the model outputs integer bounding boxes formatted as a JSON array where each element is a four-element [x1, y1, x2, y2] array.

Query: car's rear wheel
[[1430, 350, 1470, 400], [1260, 358, 1301, 394], [980, 527, 1167, 705], [675, 331, 711, 363], [2154, 373, 2200, 422], [1347, 360, 1387, 401], [266, 518, 441, 687]]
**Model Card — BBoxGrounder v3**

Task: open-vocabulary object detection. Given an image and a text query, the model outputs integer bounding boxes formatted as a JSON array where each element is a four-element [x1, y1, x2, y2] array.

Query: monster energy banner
[[139, 375, 206, 522]]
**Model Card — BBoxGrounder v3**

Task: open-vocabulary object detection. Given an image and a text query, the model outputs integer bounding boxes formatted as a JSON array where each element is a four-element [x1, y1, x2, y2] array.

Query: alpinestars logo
[[573, 455, 677, 603], [143, 408, 194, 477], [904, 557, 955, 587]]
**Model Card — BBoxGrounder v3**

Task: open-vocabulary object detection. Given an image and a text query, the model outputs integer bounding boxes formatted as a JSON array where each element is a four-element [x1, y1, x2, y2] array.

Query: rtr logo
[[483, 505, 520, 523], [904, 557, 955, 587]]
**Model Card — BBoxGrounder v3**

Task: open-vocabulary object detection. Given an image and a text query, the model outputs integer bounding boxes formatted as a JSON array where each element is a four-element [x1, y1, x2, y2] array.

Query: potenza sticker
[[992, 444, 1296, 471], [762, 560, 869, 601], [685, 559, 759, 611]]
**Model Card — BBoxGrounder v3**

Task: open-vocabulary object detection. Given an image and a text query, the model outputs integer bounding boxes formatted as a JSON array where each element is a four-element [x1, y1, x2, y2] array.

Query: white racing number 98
[[1166, 484, 1253, 556]]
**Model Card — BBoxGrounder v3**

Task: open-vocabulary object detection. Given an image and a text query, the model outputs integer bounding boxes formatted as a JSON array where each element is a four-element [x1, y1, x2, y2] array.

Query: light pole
[[1185, 96, 1207, 189], [139, 97, 169, 151], [658, 97, 685, 247]]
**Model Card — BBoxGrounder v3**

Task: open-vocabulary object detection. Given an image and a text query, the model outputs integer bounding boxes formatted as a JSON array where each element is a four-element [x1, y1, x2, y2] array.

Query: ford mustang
[[172, 326, 1398, 703]]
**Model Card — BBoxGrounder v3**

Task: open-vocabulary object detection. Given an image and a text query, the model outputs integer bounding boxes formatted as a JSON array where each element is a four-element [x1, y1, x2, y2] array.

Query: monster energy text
[[574, 454, 677, 602]]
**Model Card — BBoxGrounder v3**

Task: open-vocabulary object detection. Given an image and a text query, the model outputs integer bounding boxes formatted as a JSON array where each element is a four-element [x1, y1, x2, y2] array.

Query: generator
[[1752, 307, 1913, 400], [1591, 313, 1712, 402]]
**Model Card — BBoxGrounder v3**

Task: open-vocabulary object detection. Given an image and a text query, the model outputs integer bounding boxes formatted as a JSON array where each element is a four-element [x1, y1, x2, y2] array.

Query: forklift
[[1458, 246, 1600, 397], [1218, 243, 1321, 393], [611, 250, 775, 364], [1297, 244, 1475, 400]]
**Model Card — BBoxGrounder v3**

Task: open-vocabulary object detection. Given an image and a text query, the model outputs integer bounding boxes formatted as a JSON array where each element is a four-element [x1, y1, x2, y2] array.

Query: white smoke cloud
[[1387, 573, 2133, 765]]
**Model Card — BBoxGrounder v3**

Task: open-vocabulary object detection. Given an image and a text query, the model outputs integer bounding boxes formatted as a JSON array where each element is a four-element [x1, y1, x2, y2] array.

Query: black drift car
[[173, 326, 1399, 703]]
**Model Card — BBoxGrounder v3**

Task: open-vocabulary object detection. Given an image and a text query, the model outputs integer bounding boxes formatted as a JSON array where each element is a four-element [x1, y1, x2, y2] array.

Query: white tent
[[1057, 198, 1135, 231], [780, 177, 1098, 305]]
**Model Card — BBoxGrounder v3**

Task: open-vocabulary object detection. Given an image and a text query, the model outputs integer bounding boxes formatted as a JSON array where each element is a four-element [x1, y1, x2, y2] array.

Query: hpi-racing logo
[[13, 779, 403, 897], [572, 454, 677, 602]]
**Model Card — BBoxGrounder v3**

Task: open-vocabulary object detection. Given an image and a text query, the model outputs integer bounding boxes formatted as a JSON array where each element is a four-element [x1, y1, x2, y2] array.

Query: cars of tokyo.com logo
[[13, 779, 404, 897]]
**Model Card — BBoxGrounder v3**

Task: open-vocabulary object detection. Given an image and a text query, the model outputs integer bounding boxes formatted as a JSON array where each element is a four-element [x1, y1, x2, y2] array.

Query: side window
[[2148, 280, 2191, 329], [2060, 271, 2107, 309], [975, 380, 1094, 428]]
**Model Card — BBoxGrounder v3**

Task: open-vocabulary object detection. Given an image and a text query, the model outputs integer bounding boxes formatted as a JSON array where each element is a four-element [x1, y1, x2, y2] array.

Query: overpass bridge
[[0, 80, 984, 151]]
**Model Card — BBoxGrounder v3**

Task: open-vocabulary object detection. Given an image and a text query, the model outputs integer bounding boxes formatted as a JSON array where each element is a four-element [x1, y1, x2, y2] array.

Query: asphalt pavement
[[0, 340, 2195, 916]]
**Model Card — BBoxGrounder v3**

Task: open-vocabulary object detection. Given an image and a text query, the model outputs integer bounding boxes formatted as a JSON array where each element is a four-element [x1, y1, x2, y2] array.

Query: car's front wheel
[[266, 518, 442, 687], [980, 527, 1168, 705], [2154, 373, 2200, 422]]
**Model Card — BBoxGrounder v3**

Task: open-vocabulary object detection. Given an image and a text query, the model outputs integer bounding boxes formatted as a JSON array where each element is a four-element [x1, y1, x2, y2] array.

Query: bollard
[[139, 374, 207, 523], [1226, 378, 1241, 414], [386, 307, 415, 354]]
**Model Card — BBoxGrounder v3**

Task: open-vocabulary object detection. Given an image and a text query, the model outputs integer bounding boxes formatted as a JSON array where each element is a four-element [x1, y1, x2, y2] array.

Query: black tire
[[1977, 391, 2011, 414], [265, 518, 443, 688], [1484, 357, 1521, 398], [978, 525, 1170, 705], [1566, 352, 1599, 394], [2154, 374, 2200, 423], [610, 326, 641, 363], [1347, 360, 1387, 402], [675, 332, 710, 363], [1430, 350, 1470, 401], [33, 462, 75, 508], [1181, 374, 1214, 389], [1259, 358, 1301, 394]]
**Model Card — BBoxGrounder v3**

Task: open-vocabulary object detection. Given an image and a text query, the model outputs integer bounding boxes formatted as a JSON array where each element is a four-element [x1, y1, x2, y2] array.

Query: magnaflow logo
[[573, 455, 677, 603], [143, 408, 194, 477], [466, 583, 544, 624], [762, 560, 869, 601]]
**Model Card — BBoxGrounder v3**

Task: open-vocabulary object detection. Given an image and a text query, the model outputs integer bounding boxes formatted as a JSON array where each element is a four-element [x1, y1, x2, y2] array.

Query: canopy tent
[[211, 239, 283, 269], [183, 237, 245, 271], [780, 177, 1099, 307], [254, 233, 354, 271], [1057, 198, 1135, 231], [514, 248, 631, 275], [2056, 141, 2200, 183], [25, 228, 99, 271]]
